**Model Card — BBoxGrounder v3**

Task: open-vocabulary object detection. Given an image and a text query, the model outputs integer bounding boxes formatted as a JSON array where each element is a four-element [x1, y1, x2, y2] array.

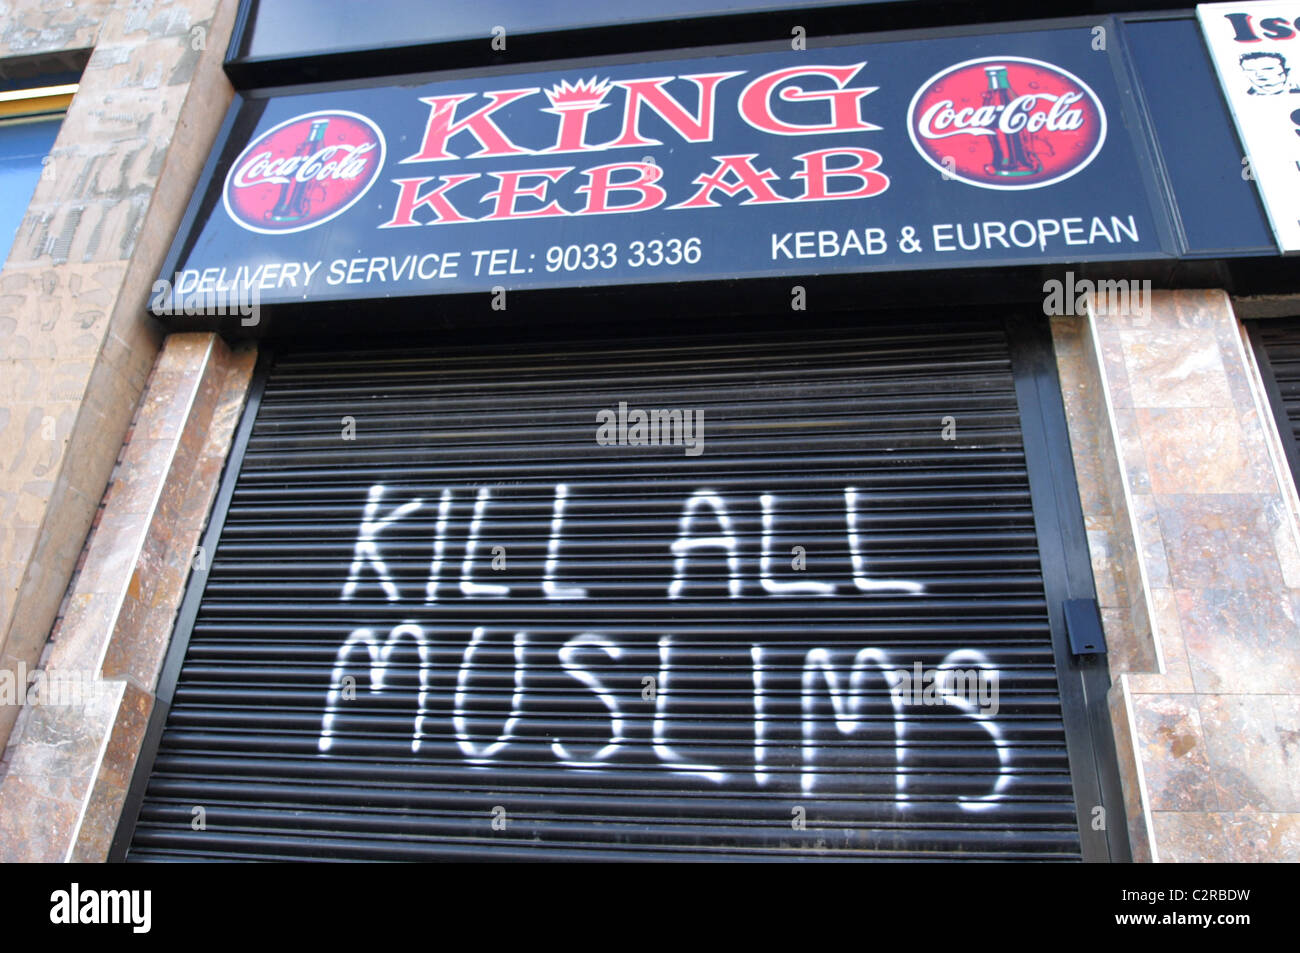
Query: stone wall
[[0, 0, 238, 756]]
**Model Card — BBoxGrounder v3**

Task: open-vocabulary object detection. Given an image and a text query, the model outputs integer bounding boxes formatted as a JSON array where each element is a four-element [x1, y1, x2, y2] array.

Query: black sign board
[[160, 23, 1181, 314]]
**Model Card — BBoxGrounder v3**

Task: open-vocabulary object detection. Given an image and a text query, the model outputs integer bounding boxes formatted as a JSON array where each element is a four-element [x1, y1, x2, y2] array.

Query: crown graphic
[[544, 77, 613, 108]]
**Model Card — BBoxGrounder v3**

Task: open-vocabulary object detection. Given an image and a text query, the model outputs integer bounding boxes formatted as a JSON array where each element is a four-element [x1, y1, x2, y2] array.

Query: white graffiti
[[461, 488, 510, 598], [667, 489, 742, 599], [652, 636, 725, 782], [543, 483, 587, 599], [340, 482, 925, 601], [424, 488, 454, 604], [454, 627, 525, 761], [844, 487, 924, 594], [801, 647, 908, 798], [760, 493, 835, 595], [321, 483, 1021, 811], [318, 622, 1012, 809], [341, 485, 423, 602], [318, 623, 430, 753], [552, 634, 623, 767]]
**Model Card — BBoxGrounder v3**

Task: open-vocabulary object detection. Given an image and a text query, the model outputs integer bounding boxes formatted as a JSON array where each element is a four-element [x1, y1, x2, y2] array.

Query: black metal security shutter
[[124, 317, 1093, 860], [1251, 319, 1300, 496]]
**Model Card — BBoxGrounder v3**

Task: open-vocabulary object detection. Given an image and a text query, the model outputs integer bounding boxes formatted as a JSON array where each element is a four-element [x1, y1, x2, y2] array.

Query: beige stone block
[[61, 403, 134, 509], [0, 401, 77, 490], [13, 192, 152, 266], [101, 316, 163, 395], [0, 2, 108, 60], [1, 493, 99, 663], [0, 527, 39, 586], [0, 261, 128, 357]]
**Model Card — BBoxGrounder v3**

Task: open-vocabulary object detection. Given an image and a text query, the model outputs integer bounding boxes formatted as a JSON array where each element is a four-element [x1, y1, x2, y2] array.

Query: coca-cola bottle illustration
[[982, 65, 1042, 178], [268, 118, 329, 223]]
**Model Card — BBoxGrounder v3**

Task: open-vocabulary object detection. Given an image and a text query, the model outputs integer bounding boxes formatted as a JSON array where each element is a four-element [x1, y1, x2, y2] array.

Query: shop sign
[[160, 24, 1175, 309], [1198, 1, 1300, 253]]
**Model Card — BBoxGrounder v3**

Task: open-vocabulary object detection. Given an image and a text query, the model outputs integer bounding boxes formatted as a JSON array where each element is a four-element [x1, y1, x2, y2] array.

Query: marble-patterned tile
[[1271, 696, 1300, 809], [1095, 325, 1134, 410], [1121, 329, 1232, 409], [2, 680, 121, 782], [1126, 595, 1158, 674], [1221, 812, 1300, 862], [69, 776, 127, 864], [1131, 693, 1219, 812], [1102, 606, 1139, 678], [95, 681, 151, 792], [1198, 694, 1296, 812], [1089, 529, 1121, 608], [1156, 494, 1286, 592], [1111, 405, 1151, 494], [0, 773, 84, 863], [1128, 588, 1195, 693], [1138, 408, 1273, 495], [1176, 588, 1300, 694], [1107, 685, 1154, 863], [1151, 811, 1236, 862], [1170, 289, 1231, 330], [1267, 498, 1300, 591], [44, 591, 120, 674], [1129, 492, 1170, 590]]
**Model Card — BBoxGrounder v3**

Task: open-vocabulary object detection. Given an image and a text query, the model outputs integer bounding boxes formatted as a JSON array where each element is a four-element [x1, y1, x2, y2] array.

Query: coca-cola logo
[[223, 110, 386, 234], [907, 57, 1106, 190]]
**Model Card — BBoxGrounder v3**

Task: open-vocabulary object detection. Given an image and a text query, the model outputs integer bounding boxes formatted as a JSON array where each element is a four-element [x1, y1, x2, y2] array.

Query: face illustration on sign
[[1239, 51, 1300, 95], [908, 57, 1107, 190], [223, 110, 386, 234]]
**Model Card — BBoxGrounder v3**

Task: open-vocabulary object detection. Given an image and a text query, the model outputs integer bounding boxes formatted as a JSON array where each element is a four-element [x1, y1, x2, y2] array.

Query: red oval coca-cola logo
[[223, 110, 385, 234], [907, 57, 1106, 190]]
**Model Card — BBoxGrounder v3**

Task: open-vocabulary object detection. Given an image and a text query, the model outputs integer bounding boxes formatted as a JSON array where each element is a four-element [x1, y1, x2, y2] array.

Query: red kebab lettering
[[376, 64, 889, 225]]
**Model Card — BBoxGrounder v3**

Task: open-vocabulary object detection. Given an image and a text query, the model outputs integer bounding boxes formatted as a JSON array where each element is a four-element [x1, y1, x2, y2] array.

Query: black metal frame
[[1008, 314, 1131, 863], [110, 306, 1130, 862]]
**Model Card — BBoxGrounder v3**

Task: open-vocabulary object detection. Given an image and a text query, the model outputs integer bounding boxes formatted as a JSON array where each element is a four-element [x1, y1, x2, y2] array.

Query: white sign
[[1198, 2, 1300, 252]]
